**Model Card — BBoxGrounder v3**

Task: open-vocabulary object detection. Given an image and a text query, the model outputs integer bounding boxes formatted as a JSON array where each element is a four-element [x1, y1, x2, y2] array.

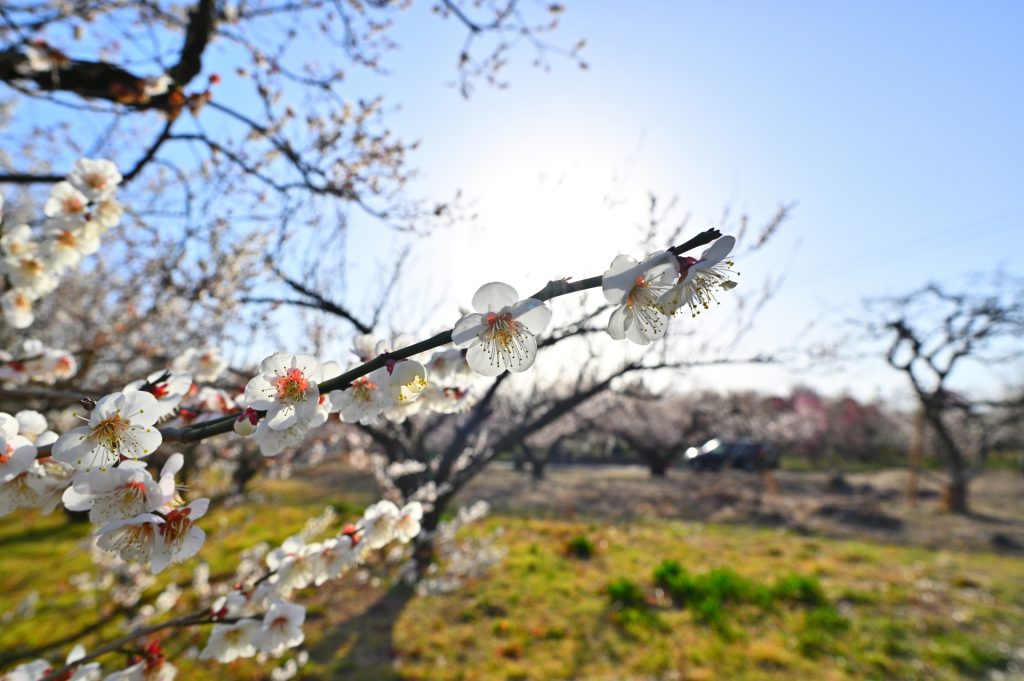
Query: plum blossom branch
[[161, 227, 723, 445]]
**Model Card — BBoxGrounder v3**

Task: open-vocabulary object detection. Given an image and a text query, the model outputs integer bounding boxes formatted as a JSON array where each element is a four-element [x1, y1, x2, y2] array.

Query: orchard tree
[[875, 278, 1024, 513]]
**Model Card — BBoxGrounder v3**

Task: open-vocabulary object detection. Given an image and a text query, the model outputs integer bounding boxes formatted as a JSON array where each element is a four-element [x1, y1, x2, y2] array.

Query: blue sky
[[333, 1, 1024, 401]]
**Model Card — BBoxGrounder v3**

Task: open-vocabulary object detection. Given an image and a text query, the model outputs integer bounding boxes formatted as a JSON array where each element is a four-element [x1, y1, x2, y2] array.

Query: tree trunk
[[941, 478, 969, 514], [530, 460, 546, 480], [411, 506, 444, 578], [648, 457, 669, 478], [906, 408, 925, 507]]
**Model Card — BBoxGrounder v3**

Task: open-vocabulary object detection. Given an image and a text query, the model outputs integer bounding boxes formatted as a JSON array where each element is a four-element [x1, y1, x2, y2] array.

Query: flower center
[[14, 291, 30, 311], [160, 507, 193, 549], [0, 443, 12, 464], [56, 230, 78, 248], [19, 258, 44, 276], [64, 195, 85, 214], [275, 368, 309, 402], [480, 311, 533, 368], [89, 414, 131, 448], [351, 377, 378, 403], [112, 523, 156, 562], [86, 173, 107, 190]]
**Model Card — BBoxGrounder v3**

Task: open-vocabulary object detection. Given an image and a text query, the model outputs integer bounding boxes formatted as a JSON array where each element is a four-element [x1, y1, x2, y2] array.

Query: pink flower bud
[[233, 407, 259, 436]]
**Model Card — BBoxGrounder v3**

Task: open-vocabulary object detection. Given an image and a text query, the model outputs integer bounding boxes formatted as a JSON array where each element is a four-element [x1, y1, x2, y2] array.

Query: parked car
[[683, 438, 779, 471]]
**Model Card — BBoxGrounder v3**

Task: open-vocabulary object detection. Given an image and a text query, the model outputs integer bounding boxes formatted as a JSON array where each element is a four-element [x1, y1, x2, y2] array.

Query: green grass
[[565, 534, 596, 559], [1, 476, 1024, 680]]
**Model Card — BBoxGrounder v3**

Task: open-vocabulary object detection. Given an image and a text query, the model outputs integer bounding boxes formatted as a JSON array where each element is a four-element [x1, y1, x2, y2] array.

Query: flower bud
[[233, 407, 259, 436]]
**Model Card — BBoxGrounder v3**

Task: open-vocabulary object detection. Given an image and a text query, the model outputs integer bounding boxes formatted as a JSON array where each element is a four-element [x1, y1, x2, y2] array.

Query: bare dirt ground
[[446, 464, 1024, 554]]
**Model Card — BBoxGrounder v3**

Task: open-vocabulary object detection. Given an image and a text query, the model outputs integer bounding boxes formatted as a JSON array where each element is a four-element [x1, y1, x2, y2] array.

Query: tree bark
[[941, 479, 969, 514]]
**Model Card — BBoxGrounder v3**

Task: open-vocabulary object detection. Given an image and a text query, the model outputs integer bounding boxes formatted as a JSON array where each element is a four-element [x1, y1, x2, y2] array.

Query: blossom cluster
[[235, 338, 478, 457], [197, 499, 422, 664], [0, 339, 77, 386], [602, 236, 738, 344], [1, 159, 124, 329]]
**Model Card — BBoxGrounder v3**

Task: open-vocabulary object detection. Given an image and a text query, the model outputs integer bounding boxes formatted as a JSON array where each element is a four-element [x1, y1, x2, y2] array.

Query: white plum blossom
[[427, 348, 472, 382], [659, 235, 738, 317], [152, 497, 209, 573], [42, 224, 101, 270], [0, 433, 36, 482], [1, 645, 100, 681], [210, 590, 248, 619], [1, 659, 50, 680], [22, 458, 75, 514], [319, 535, 360, 582], [172, 347, 227, 383], [330, 367, 392, 424], [266, 537, 326, 594], [394, 502, 424, 543], [95, 513, 162, 566], [43, 181, 89, 227], [200, 619, 260, 663], [52, 392, 162, 470], [244, 353, 322, 430], [254, 599, 306, 656], [61, 455, 177, 523], [387, 359, 428, 404], [0, 469, 39, 517], [0, 224, 37, 259], [252, 413, 313, 457], [14, 410, 49, 442], [92, 196, 123, 230], [67, 158, 122, 201], [602, 250, 680, 344], [2, 288, 35, 329], [2, 255, 59, 296], [124, 370, 193, 421], [350, 333, 379, 362], [451, 282, 552, 376], [361, 499, 399, 550]]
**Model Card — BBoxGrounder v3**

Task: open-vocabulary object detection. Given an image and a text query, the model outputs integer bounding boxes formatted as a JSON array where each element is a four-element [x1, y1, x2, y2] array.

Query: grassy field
[[1, 475, 1023, 680]]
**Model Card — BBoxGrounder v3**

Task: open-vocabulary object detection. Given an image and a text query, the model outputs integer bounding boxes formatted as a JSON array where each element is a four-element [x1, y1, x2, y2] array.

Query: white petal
[[466, 343, 506, 377], [602, 255, 641, 304], [161, 453, 184, 478], [290, 354, 322, 382], [266, 402, 297, 430], [261, 352, 293, 376], [118, 391, 161, 426], [451, 313, 486, 348], [699, 235, 735, 265], [471, 282, 519, 313], [509, 298, 552, 335], [189, 497, 211, 520], [244, 375, 276, 410], [607, 305, 629, 340]]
